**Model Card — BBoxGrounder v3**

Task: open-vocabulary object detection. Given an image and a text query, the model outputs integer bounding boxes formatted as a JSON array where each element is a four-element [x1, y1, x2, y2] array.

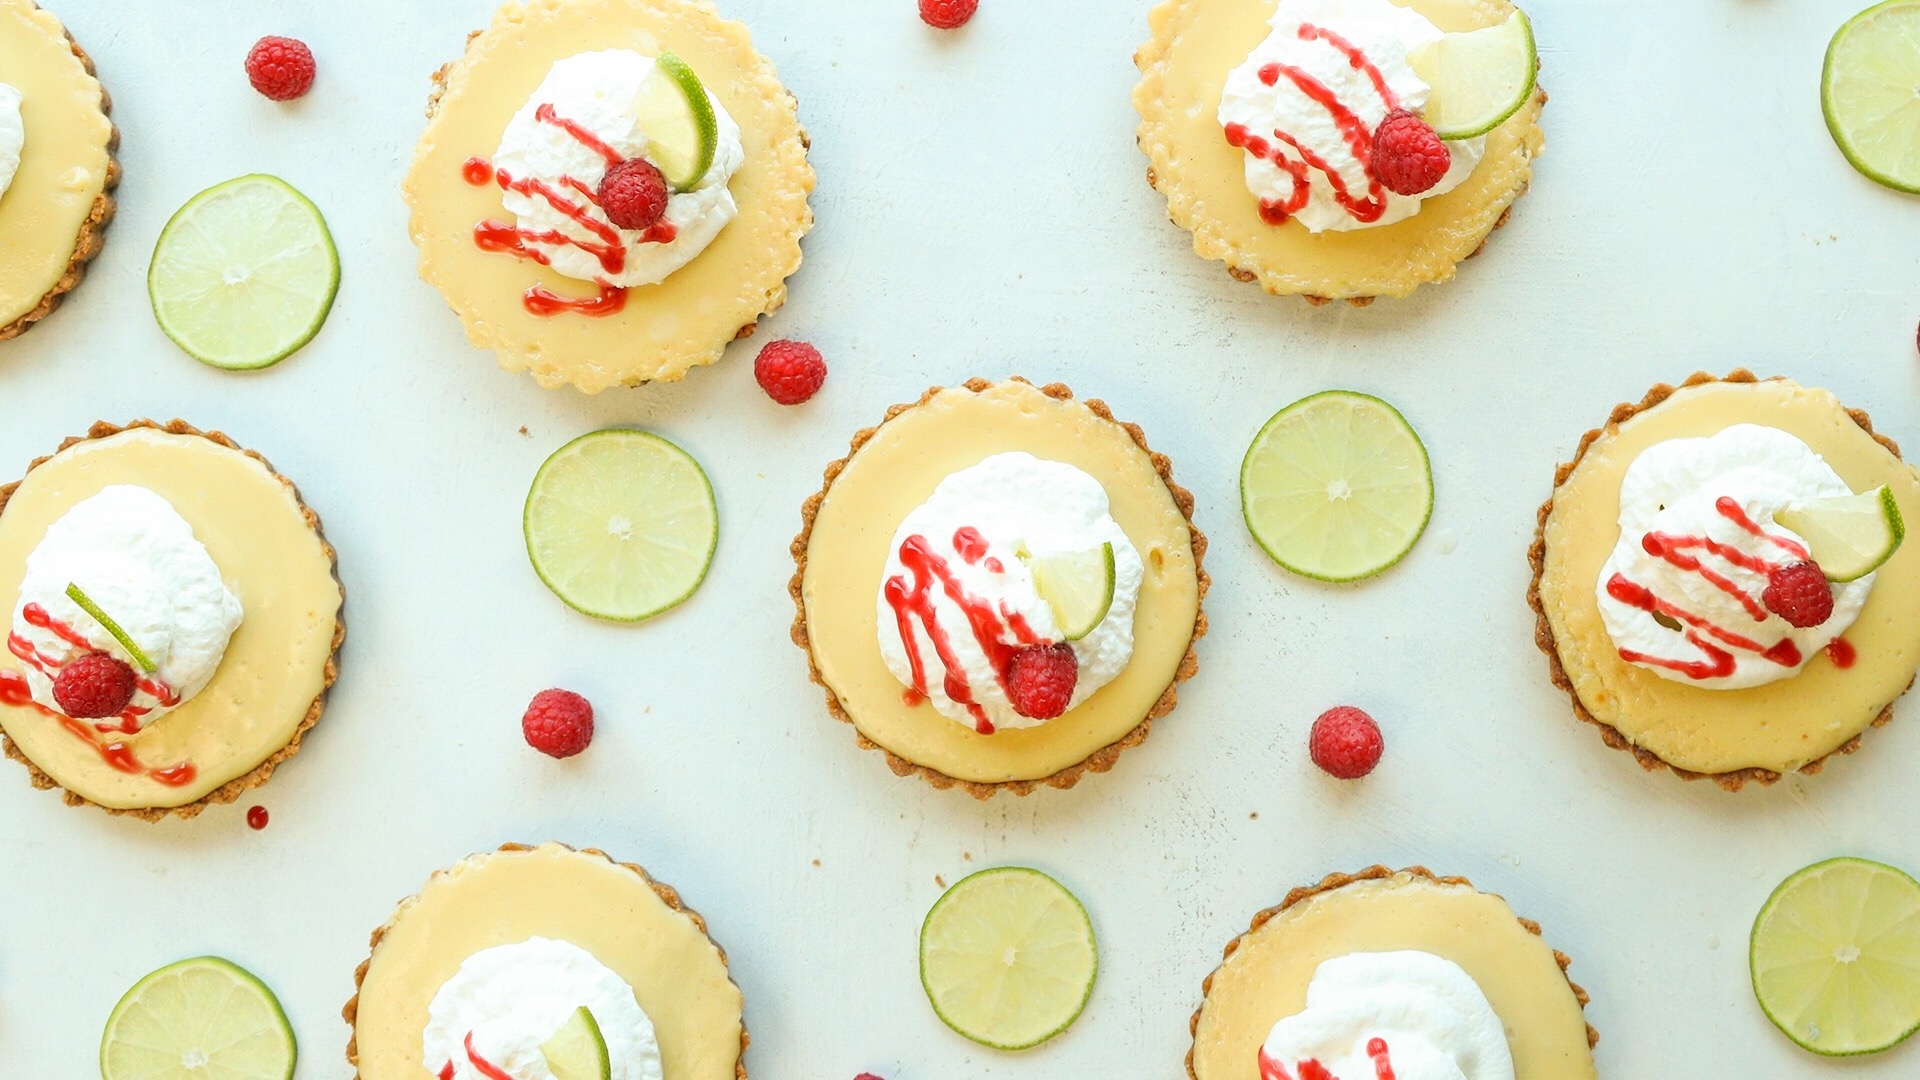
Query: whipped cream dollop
[[424, 938, 663, 1080], [0, 84, 23, 203], [1218, 0, 1485, 233], [876, 452, 1143, 735], [1597, 425, 1868, 690], [493, 50, 745, 288], [10, 486, 241, 727], [1259, 952, 1514, 1080]]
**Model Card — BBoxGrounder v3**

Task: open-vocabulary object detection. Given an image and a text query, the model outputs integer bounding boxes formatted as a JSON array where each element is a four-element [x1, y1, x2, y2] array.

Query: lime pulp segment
[[148, 174, 339, 370], [1407, 10, 1537, 139], [524, 429, 718, 623], [100, 956, 296, 1080], [641, 52, 720, 192], [919, 866, 1098, 1051], [541, 1006, 612, 1080], [1027, 543, 1116, 642], [1823, 0, 1920, 193], [1241, 391, 1434, 583], [1750, 857, 1920, 1055], [1776, 486, 1905, 583]]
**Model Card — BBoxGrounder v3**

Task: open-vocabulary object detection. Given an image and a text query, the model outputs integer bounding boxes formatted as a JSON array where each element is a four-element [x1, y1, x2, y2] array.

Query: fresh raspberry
[[1369, 110, 1450, 196], [754, 340, 827, 405], [854, 1075, 886, 1080], [522, 689, 595, 759], [53, 654, 137, 719], [919, 0, 979, 29], [1006, 643, 1078, 720], [1763, 560, 1835, 629], [598, 158, 671, 231], [1309, 706, 1384, 780], [245, 36, 317, 102]]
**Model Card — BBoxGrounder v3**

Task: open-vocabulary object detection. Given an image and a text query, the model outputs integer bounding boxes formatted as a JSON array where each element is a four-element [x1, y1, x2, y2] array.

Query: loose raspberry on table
[[53, 654, 137, 719], [245, 36, 317, 102], [1309, 705, 1384, 780], [919, 0, 979, 29], [1763, 560, 1835, 629], [754, 340, 828, 405], [1369, 110, 1450, 197], [1006, 643, 1078, 720], [522, 688, 595, 759], [599, 158, 671, 231]]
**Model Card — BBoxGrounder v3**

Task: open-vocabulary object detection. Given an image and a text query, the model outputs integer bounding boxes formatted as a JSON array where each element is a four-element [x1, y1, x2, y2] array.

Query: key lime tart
[[1529, 371, 1920, 789], [0, 0, 118, 341], [1133, 0, 1545, 304], [0, 421, 343, 819], [790, 379, 1208, 797], [403, 0, 815, 393], [346, 842, 747, 1080], [1188, 867, 1597, 1080]]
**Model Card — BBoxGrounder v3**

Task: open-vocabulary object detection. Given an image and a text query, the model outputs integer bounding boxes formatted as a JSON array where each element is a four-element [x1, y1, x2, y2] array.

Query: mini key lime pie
[[0, 421, 342, 819], [1530, 372, 1920, 788], [346, 842, 747, 1080], [791, 379, 1208, 796], [404, 0, 815, 392], [1188, 867, 1596, 1080], [0, 0, 118, 340], [1134, 0, 1544, 303]]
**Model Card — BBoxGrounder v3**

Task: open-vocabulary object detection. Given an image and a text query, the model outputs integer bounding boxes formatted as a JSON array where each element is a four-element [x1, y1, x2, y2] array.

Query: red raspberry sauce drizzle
[[883, 528, 1045, 735], [1607, 496, 1838, 681], [1258, 1037, 1397, 1080], [459, 1032, 515, 1080], [461, 103, 680, 319], [1222, 24, 1400, 226], [0, 670, 195, 787]]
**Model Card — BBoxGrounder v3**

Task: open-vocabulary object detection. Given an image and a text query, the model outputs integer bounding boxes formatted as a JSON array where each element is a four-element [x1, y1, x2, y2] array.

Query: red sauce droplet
[[461, 157, 494, 185], [247, 805, 269, 830], [1828, 637, 1857, 669], [1367, 1037, 1397, 1080]]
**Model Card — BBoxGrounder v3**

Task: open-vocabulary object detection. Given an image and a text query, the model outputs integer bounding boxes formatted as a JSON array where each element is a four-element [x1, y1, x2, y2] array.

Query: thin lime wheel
[[1026, 543, 1115, 641], [1407, 10, 1537, 139], [524, 429, 718, 622], [541, 1006, 612, 1080], [1241, 391, 1434, 583], [1824, 0, 1920, 193], [637, 52, 719, 192], [148, 175, 339, 370], [919, 867, 1098, 1051], [1777, 486, 1906, 582], [1750, 857, 1920, 1055], [100, 957, 296, 1080]]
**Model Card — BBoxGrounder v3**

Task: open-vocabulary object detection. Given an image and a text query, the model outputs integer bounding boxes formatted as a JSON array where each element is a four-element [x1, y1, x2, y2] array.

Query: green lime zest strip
[[65, 583, 156, 673]]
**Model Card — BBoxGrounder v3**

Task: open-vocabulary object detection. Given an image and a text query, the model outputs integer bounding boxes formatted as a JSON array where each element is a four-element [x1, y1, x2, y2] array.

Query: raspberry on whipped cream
[[876, 453, 1142, 735], [1258, 951, 1514, 1080], [1596, 425, 1870, 690], [9, 486, 242, 729], [1217, 0, 1485, 233], [0, 84, 23, 204], [425, 938, 663, 1080]]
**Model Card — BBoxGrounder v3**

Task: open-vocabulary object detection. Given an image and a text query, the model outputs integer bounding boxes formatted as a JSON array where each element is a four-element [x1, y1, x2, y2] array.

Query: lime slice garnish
[[919, 867, 1098, 1051], [100, 957, 296, 1080], [524, 429, 718, 623], [1823, 0, 1920, 193], [65, 582, 157, 673], [635, 52, 719, 193], [148, 174, 339, 370], [541, 1006, 612, 1080], [1777, 486, 1906, 583], [1750, 857, 1920, 1056], [1407, 10, 1538, 139], [1026, 542, 1115, 642], [1241, 391, 1434, 583]]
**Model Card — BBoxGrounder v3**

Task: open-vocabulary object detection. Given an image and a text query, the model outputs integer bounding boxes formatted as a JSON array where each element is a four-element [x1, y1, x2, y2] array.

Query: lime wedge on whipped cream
[[636, 52, 718, 192], [1777, 486, 1905, 582], [1750, 857, 1920, 1056], [920, 867, 1098, 1051], [99, 957, 296, 1080], [1407, 10, 1537, 140], [1823, 0, 1920, 193], [541, 1006, 611, 1080], [1026, 543, 1115, 642]]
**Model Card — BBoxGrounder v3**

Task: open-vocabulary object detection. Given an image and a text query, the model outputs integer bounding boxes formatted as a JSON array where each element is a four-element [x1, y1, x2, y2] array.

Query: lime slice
[[66, 582, 157, 672], [635, 52, 719, 192], [100, 957, 296, 1080], [1777, 486, 1906, 583], [1823, 0, 1920, 193], [919, 867, 1098, 1051], [1407, 10, 1538, 139], [541, 1006, 611, 1080], [524, 429, 718, 623], [1241, 391, 1434, 583], [1026, 543, 1115, 641], [148, 175, 339, 370], [1750, 857, 1920, 1055]]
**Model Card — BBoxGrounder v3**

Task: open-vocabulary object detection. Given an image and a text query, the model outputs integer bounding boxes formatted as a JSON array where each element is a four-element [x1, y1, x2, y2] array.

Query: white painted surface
[[2, 0, 1918, 1075]]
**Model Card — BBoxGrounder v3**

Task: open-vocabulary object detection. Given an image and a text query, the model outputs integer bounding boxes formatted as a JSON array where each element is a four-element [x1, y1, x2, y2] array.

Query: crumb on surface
[[518, 425, 530, 436], [811, 858, 821, 867], [935, 874, 946, 888]]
